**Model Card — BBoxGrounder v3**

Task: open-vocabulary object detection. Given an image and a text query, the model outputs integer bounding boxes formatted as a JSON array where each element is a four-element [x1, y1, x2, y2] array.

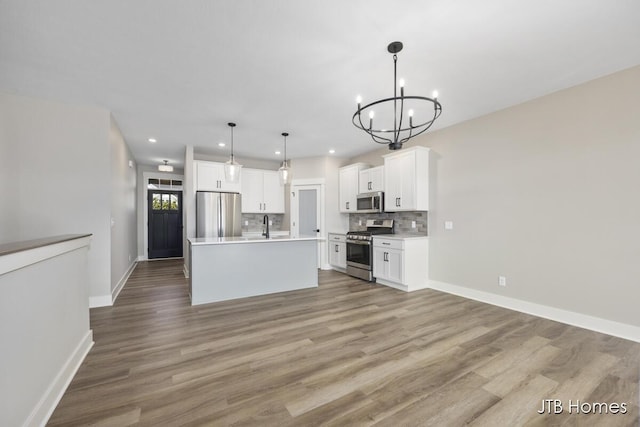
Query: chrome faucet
[[262, 214, 270, 239]]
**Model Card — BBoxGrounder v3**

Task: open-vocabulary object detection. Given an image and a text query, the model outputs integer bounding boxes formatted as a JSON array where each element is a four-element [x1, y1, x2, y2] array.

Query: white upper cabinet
[[241, 168, 284, 213], [383, 146, 429, 211], [339, 163, 368, 213], [358, 165, 384, 193], [195, 160, 242, 193]]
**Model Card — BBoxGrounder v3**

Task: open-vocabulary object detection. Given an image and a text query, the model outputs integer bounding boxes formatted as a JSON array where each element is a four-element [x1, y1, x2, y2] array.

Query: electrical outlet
[[244, 220, 249, 226], [445, 221, 453, 230], [269, 220, 273, 226], [411, 221, 416, 228], [499, 276, 507, 287], [358, 220, 362, 226]]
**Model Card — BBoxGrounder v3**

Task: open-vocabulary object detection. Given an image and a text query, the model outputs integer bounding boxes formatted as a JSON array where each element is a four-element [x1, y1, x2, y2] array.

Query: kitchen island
[[188, 236, 319, 305]]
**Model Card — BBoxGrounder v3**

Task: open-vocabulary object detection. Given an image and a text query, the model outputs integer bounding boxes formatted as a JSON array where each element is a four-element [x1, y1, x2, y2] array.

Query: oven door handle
[[346, 239, 371, 246]]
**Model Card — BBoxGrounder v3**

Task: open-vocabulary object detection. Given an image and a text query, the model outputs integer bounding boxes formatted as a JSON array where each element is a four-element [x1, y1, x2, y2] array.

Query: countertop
[[189, 236, 322, 246], [373, 234, 429, 240], [0, 234, 92, 257]]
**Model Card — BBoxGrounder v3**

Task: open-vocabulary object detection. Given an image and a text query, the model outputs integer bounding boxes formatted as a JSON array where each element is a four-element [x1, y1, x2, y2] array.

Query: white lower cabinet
[[372, 236, 428, 291], [328, 233, 346, 270]]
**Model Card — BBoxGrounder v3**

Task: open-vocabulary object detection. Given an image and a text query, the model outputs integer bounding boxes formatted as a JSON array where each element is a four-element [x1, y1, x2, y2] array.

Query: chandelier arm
[[355, 110, 370, 132], [369, 132, 392, 144], [399, 107, 442, 144]]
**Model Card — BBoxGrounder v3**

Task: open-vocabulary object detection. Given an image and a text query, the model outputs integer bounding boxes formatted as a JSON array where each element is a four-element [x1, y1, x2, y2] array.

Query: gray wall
[[0, 91, 139, 305], [350, 65, 640, 327], [109, 117, 138, 293], [0, 92, 112, 302]]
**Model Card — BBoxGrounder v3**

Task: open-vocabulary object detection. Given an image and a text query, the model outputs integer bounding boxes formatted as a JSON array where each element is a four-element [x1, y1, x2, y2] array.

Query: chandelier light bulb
[[399, 78, 405, 88], [432, 90, 439, 99], [408, 109, 414, 117], [356, 95, 362, 105], [369, 111, 375, 119]]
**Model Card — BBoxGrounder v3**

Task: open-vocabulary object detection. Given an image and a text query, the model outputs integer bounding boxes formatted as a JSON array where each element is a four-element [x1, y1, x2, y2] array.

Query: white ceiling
[[2, 0, 639, 169]]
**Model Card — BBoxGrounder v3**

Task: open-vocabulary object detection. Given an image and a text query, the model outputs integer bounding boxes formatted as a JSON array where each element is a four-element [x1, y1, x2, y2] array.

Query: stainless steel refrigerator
[[196, 191, 242, 238]]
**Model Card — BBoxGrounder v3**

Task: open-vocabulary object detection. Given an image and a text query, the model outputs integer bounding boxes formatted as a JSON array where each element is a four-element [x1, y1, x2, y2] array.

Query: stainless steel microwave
[[356, 191, 384, 213]]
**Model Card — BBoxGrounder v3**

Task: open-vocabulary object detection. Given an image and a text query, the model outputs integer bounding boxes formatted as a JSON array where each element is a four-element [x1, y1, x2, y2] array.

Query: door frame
[[141, 171, 184, 261], [290, 178, 326, 268]]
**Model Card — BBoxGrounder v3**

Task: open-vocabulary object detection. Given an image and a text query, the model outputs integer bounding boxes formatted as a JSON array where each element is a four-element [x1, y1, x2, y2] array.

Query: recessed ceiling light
[[275, 151, 281, 155], [329, 149, 336, 154], [218, 142, 226, 147], [148, 138, 157, 143]]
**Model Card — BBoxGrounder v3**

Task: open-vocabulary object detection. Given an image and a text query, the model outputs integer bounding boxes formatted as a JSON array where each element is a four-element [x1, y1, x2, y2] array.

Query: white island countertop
[[189, 235, 321, 245]]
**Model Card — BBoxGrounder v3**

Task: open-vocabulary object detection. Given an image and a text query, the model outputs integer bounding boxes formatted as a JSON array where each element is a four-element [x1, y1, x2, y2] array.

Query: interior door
[[298, 188, 319, 237], [291, 183, 322, 266], [148, 190, 183, 259]]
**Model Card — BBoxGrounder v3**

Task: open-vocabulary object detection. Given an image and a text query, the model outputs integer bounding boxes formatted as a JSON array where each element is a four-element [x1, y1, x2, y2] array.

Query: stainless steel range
[[346, 219, 394, 281]]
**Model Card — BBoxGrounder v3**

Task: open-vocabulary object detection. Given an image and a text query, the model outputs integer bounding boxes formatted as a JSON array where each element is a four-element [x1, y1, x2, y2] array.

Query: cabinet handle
[[382, 242, 390, 245], [384, 252, 389, 262], [368, 182, 371, 190], [264, 203, 266, 211], [335, 244, 339, 252], [346, 201, 349, 210]]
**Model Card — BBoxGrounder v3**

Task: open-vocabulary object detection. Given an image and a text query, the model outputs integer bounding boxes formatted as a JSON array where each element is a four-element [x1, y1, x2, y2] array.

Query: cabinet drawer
[[373, 237, 403, 250], [328, 233, 346, 243]]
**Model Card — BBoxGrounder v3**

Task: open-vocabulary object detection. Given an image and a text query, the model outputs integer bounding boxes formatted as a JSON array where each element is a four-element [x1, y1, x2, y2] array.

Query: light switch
[[411, 221, 416, 228], [244, 220, 248, 226], [445, 221, 453, 230]]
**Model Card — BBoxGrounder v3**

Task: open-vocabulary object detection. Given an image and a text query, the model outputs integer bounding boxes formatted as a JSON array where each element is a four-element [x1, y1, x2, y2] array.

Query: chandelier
[[278, 132, 291, 185], [224, 122, 242, 183], [352, 41, 442, 150]]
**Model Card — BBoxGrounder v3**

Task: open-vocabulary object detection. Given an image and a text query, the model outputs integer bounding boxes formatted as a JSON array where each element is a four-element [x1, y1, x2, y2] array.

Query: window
[[148, 179, 183, 190]]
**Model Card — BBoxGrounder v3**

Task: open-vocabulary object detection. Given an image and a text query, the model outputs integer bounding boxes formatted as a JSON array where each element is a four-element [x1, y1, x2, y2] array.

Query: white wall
[[351, 65, 640, 328], [0, 239, 92, 427], [0, 91, 113, 302], [109, 117, 138, 296]]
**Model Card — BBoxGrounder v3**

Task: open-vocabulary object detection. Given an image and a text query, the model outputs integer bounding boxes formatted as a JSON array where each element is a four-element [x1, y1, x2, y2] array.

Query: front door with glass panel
[[148, 190, 183, 258]]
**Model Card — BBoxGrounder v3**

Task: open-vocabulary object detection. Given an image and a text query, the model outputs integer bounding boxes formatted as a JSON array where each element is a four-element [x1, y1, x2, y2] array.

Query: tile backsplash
[[242, 213, 285, 232], [349, 211, 428, 235]]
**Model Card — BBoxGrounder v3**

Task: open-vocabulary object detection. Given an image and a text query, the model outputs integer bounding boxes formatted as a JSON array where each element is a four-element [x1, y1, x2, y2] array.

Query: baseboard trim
[[428, 280, 640, 343], [24, 330, 94, 427], [111, 261, 137, 304], [183, 263, 189, 279], [89, 294, 112, 308]]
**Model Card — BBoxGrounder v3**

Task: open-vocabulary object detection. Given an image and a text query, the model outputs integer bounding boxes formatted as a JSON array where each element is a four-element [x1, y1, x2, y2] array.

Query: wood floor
[[49, 260, 639, 426]]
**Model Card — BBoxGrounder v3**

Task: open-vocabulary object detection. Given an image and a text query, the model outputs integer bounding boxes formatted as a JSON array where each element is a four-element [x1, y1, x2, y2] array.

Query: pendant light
[[224, 122, 242, 183], [278, 132, 291, 185]]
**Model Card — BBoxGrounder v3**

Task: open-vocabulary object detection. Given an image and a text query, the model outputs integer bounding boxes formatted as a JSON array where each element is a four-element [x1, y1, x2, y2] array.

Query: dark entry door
[[148, 190, 183, 259]]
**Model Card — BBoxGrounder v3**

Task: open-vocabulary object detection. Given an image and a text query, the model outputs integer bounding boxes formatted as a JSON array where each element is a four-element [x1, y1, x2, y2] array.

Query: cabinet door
[[339, 167, 358, 212], [398, 153, 415, 210], [384, 157, 403, 211], [240, 169, 264, 213], [196, 161, 222, 191], [369, 166, 384, 192], [386, 248, 404, 283], [372, 246, 388, 280], [358, 169, 371, 193], [262, 171, 284, 213], [329, 242, 346, 268], [336, 242, 346, 268], [219, 165, 242, 193]]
